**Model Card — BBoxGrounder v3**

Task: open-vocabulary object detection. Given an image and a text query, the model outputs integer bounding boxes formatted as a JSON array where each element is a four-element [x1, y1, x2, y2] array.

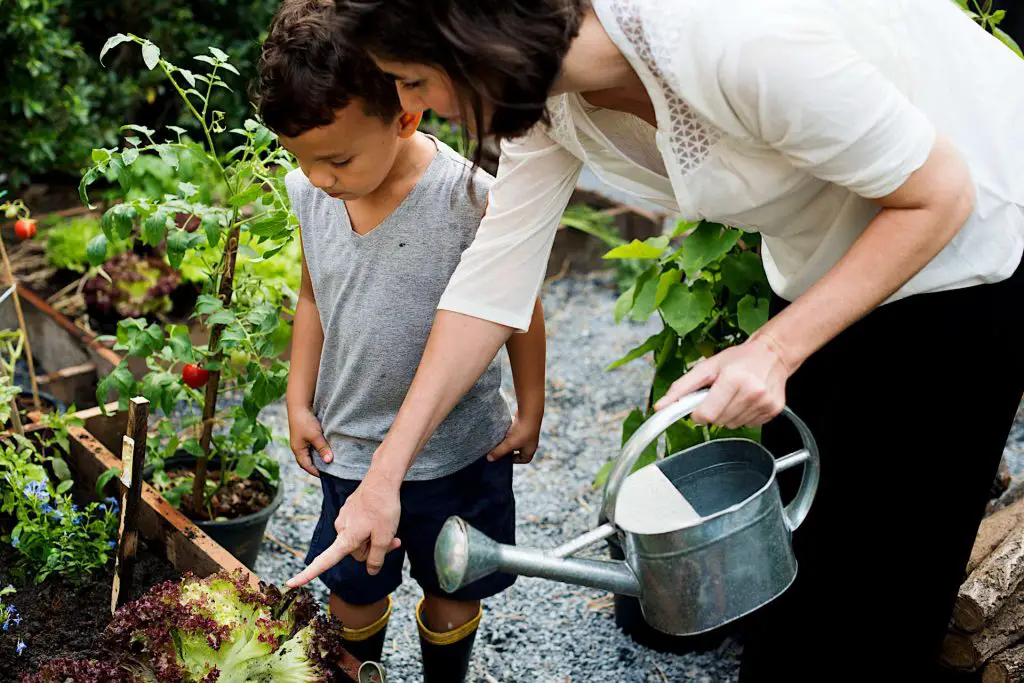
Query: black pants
[[738, 264, 1024, 681]]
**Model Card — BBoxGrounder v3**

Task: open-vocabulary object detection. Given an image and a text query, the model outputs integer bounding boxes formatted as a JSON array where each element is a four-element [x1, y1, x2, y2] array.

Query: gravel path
[[254, 271, 741, 683]]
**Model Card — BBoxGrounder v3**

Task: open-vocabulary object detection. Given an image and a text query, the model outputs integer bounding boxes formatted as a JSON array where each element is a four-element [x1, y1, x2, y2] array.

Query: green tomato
[[229, 349, 249, 373]]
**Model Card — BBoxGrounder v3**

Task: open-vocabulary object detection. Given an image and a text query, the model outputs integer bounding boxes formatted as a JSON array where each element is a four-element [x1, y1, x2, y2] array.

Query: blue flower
[[97, 504, 106, 512], [40, 503, 54, 515], [49, 509, 63, 522], [72, 515, 82, 526], [16, 639, 26, 656], [11, 536, 19, 548], [108, 540, 117, 549], [3, 621, 10, 632], [12, 614, 20, 627], [104, 496, 120, 513], [21, 481, 48, 504]]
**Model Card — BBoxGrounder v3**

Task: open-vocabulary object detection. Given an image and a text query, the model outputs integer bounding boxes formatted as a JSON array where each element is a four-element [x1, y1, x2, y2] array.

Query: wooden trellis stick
[[111, 396, 150, 614], [0, 232, 40, 411]]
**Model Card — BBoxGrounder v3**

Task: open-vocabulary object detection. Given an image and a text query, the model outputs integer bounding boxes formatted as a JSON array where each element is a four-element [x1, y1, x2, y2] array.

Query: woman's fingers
[[654, 358, 718, 411]]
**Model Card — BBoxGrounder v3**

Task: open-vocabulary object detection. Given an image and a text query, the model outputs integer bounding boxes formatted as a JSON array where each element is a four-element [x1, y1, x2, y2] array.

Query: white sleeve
[[437, 126, 583, 332], [716, 14, 937, 199]]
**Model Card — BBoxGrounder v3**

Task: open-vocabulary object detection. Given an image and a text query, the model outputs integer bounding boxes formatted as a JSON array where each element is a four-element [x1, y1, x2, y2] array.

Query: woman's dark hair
[[334, 0, 585, 168], [255, 0, 402, 137]]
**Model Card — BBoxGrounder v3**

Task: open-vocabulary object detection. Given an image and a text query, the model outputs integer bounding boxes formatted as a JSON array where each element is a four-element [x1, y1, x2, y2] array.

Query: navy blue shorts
[[305, 455, 517, 605]]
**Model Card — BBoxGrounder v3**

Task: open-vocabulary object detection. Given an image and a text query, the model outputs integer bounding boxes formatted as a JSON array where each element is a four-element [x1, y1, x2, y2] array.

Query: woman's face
[[373, 58, 491, 134]]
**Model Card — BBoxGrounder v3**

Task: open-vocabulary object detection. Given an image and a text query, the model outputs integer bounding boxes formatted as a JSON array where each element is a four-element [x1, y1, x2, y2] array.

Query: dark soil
[[0, 540, 179, 682], [166, 468, 272, 520]]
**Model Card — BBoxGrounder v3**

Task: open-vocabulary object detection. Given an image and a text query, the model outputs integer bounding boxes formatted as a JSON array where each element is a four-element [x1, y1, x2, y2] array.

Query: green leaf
[[713, 425, 762, 443], [654, 269, 682, 309], [111, 204, 137, 239], [666, 420, 705, 455], [100, 34, 133, 65], [671, 219, 700, 239], [220, 63, 241, 76], [244, 118, 260, 132], [96, 467, 121, 497], [603, 236, 669, 261], [678, 223, 741, 276], [56, 479, 74, 494], [178, 182, 199, 199], [613, 284, 636, 324], [86, 234, 108, 266], [235, 454, 256, 481], [110, 157, 132, 192], [142, 213, 169, 246], [720, 250, 766, 296], [178, 147, 195, 181], [96, 362, 135, 407], [206, 309, 236, 326], [629, 266, 660, 322], [209, 46, 230, 61], [194, 55, 218, 66], [91, 148, 112, 164], [247, 213, 288, 238], [121, 124, 156, 139], [178, 69, 196, 87], [660, 282, 715, 338], [142, 41, 161, 70], [121, 147, 139, 166], [181, 438, 205, 460], [992, 9, 1007, 24], [995, 27, 1024, 58], [167, 125, 187, 138], [229, 186, 262, 208], [51, 458, 72, 482], [79, 168, 100, 209], [621, 408, 659, 475], [737, 295, 769, 335], [194, 294, 223, 315], [166, 325, 195, 363], [166, 229, 204, 268], [156, 144, 179, 169], [593, 460, 614, 489], [202, 216, 222, 248], [606, 331, 665, 371]]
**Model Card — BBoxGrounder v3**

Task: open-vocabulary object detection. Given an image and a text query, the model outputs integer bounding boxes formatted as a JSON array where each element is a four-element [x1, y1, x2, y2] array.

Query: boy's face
[[278, 100, 415, 201]]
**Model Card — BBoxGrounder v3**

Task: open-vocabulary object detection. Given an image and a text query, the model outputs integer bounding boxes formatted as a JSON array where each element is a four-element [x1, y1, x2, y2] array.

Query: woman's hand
[[654, 334, 794, 428], [287, 470, 403, 587]]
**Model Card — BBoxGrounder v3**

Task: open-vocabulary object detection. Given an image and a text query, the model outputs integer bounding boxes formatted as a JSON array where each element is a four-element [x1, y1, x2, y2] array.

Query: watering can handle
[[600, 390, 820, 532]]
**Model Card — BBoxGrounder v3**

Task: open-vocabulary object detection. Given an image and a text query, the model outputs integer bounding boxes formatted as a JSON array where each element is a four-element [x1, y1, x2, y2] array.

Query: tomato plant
[[87, 35, 295, 516]]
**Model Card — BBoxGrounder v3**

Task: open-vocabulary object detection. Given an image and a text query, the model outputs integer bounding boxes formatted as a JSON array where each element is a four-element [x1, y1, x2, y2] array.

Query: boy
[[256, 1, 546, 681]]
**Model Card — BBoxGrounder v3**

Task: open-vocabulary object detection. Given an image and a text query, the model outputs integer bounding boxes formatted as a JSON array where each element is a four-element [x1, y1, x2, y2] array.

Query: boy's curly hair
[[255, 0, 401, 137]]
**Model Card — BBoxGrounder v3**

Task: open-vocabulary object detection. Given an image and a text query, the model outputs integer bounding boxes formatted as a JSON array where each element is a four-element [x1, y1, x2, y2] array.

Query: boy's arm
[[285, 243, 333, 476], [488, 297, 546, 463]]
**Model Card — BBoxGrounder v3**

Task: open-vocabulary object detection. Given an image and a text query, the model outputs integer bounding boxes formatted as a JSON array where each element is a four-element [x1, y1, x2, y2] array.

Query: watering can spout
[[435, 517, 641, 597]]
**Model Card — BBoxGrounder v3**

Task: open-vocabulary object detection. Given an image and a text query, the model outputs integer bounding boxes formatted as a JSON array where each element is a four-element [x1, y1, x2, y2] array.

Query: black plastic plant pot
[[606, 534, 735, 654], [18, 389, 67, 415], [144, 454, 284, 571]]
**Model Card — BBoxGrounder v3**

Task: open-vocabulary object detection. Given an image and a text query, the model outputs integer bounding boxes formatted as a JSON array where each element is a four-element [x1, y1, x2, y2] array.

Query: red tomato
[[182, 364, 210, 389], [14, 218, 36, 240]]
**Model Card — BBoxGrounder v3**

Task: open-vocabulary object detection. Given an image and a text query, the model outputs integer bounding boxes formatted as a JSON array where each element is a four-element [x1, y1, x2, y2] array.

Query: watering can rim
[[612, 436, 792, 536]]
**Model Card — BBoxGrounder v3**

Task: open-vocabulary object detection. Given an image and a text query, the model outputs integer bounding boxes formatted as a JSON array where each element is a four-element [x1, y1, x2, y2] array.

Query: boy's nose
[[307, 167, 336, 192]]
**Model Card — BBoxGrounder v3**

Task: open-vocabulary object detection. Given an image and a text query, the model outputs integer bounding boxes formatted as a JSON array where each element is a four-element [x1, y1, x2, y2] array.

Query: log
[[943, 584, 1024, 670], [984, 644, 1024, 683], [955, 520, 1024, 632], [970, 498, 1024, 577]]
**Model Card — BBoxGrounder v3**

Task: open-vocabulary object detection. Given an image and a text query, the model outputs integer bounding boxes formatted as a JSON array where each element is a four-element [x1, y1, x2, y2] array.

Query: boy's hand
[[289, 406, 333, 477], [487, 412, 541, 464]]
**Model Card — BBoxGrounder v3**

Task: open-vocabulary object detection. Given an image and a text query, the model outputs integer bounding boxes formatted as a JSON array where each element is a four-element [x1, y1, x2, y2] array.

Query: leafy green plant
[[43, 215, 131, 273], [23, 570, 347, 682], [0, 435, 118, 584], [84, 34, 295, 517], [592, 221, 771, 488], [0, 330, 25, 432], [956, 0, 1022, 56], [83, 252, 181, 319]]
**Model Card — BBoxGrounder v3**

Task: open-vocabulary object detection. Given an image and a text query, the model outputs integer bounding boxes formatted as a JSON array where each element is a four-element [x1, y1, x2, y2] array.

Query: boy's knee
[[419, 592, 481, 633], [330, 593, 392, 631]]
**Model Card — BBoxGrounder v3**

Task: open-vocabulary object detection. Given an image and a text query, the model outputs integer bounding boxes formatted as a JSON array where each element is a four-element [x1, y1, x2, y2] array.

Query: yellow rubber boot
[[340, 596, 391, 682], [416, 598, 481, 683]]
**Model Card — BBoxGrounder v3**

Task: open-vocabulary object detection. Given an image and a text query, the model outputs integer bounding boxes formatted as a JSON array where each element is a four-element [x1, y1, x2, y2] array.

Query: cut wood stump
[[943, 584, 1024, 670], [970, 498, 1024, 577], [984, 644, 1024, 683], [955, 521, 1024, 632]]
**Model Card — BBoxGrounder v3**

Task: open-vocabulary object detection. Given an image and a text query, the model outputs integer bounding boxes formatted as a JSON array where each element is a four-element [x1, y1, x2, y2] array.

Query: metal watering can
[[434, 389, 820, 636]]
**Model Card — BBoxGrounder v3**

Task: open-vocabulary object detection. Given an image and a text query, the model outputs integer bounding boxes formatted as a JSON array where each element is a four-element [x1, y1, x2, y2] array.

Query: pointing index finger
[[286, 532, 357, 588]]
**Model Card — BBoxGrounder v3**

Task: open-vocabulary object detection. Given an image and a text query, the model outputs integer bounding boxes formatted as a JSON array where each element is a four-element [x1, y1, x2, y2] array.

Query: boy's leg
[[402, 454, 517, 683], [416, 593, 482, 683], [305, 472, 405, 680], [329, 594, 392, 672]]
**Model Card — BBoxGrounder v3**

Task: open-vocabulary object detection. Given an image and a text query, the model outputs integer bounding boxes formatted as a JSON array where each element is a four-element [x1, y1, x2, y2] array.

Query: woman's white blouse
[[437, 0, 1024, 332]]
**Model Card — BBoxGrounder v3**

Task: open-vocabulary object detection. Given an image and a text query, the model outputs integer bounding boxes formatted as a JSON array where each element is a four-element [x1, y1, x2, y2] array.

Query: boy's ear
[[397, 111, 423, 138]]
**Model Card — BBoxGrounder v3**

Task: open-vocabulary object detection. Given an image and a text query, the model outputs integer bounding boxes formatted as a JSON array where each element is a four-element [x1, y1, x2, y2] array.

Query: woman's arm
[[288, 129, 580, 587], [655, 14, 976, 425]]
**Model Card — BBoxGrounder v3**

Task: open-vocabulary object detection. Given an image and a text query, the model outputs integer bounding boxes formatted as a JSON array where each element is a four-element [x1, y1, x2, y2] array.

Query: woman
[[288, 0, 1024, 678]]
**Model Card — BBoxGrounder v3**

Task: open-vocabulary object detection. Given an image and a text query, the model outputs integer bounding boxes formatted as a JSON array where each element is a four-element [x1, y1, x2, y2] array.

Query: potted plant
[[591, 219, 771, 652], [83, 34, 297, 570]]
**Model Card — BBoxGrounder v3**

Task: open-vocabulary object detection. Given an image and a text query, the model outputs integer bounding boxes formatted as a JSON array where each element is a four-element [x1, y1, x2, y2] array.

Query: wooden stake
[[111, 396, 150, 614], [0, 233, 41, 411], [191, 225, 240, 515]]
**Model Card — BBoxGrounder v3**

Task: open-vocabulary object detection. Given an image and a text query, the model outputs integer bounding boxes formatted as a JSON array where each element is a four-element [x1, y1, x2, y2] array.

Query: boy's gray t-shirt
[[285, 137, 512, 481]]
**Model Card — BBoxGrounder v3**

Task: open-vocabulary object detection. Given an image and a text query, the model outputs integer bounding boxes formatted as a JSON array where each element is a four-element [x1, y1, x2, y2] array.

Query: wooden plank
[[35, 362, 97, 409], [78, 403, 129, 454], [59, 418, 254, 582], [112, 397, 150, 612]]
